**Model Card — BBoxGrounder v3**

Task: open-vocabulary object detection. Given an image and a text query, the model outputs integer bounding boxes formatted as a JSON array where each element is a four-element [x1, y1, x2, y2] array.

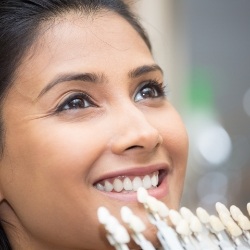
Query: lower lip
[[96, 175, 169, 202]]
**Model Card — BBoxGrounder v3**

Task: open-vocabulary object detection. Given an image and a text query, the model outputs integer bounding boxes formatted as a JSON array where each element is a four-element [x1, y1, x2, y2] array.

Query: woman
[[0, 0, 188, 249]]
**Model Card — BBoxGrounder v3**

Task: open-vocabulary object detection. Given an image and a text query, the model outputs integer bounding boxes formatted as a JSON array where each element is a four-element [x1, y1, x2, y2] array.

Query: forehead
[[16, 11, 153, 85]]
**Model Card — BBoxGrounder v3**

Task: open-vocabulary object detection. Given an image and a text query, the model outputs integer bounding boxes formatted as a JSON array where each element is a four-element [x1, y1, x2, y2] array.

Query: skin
[[0, 11, 188, 250]]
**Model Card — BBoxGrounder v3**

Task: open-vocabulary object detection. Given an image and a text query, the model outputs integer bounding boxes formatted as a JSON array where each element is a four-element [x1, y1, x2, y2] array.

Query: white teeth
[[113, 179, 123, 192], [132, 177, 142, 191], [142, 175, 151, 189], [151, 173, 158, 187], [96, 183, 105, 191], [96, 171, 160, 193], [104, 180, 113, 192], [123, 177, 133, 191]]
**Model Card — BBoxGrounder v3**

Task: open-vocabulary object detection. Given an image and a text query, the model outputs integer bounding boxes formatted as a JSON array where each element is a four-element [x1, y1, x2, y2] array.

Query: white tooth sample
[[104, 180, 113, 192], [132, 176, 143, 191], [176, 219, 191, 236], [121, 206, 133, 223], [237, 214, 250, 231], [123, 177, 133, 191], [97, 206, 111, 224], [180, 207, 195, 223], [215, 202, 230, 216], [146, 196, 159, 213], [190, 216, 203, 233], [230, 205, 243, 222], [121, 206, 146, 233], [226, 220, 242, 237], [142, 175, 152, 189], [247, 203, 250, 216], [169, 209, 182, 227], [196, 207, 210, 224], [151, 172, 159, 187], [157, 201, 169, 218], [218, 212, 234, 226], [137, 187, 148, 203], [113, 179, 123, 192], [113, 224, 130, 244], [209, 215, 225, 232], [129, 214, 146, 233]]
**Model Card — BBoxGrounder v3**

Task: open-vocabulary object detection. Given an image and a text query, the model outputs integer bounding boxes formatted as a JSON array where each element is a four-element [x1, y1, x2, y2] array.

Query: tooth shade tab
[[176, 219, 191, 236], [189, 216, 203, 233], [157, 201, 169, 218], [226, 220, 242, 237], [230, 205, 244, 222], [146, 196, 159, 213], [180, 207, 195, 222], [95, 171, 160, 193], [121, 206, 133, 223], [169, 209, 182, 227], [196, 207, 210, 224], [237, 214, 250, 231], [137, 187, 148, 203], [97, 206, 111, 224], [209, 215, 225, 232], [215, 202, 230, 216], [218, 212, 234, 226], [247, 203, 250, 216]]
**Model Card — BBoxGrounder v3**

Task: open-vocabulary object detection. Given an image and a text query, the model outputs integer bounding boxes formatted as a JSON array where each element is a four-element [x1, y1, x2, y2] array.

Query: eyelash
[[55, 80, 167, 113], [56, 92, 96, 112], [134, 80, 167, 102]]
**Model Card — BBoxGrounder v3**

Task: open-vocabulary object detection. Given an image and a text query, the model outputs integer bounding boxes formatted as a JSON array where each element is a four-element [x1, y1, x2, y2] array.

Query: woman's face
[[0, 11, 188, 249]]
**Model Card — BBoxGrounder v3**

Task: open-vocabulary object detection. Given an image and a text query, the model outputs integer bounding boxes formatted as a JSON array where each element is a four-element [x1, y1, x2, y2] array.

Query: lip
[[92, 163, 170, 202]]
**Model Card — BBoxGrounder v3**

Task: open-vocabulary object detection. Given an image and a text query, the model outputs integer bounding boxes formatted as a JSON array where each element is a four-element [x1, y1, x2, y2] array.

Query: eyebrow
[[37, 64, 163, 99], [37, 72, 104, 99], [128, 64, 163, 78]]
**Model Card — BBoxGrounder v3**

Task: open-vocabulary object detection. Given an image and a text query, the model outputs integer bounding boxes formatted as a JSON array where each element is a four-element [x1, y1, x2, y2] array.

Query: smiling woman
[[0, 0, 188, 249]]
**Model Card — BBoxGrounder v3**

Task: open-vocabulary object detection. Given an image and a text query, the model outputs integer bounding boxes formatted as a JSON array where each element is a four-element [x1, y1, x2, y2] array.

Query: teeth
[[123, 177, 133, 191], [96, 183, 105, 191], [142, 175, 151, 189], [113, 179, 123, 192], [132, 177, 142, 191], [104, 180, 113, 192], [95, 171, 160, 193], [151, 172, 158, 187]]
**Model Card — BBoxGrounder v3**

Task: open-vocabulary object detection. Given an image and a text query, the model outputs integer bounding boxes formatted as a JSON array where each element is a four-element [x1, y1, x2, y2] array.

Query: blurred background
[[130, 0, 250, 213]]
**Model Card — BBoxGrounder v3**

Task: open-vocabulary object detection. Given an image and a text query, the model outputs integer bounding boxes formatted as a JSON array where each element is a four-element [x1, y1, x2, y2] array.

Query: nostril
[[126, 145, 143, 150]]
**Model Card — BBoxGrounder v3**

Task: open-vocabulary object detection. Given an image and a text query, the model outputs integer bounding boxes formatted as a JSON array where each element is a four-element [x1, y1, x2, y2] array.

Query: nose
[[110, 105, 163, 155]]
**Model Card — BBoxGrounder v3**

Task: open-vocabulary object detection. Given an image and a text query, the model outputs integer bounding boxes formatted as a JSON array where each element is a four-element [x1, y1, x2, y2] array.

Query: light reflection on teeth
[[95, 171, 160, 193]]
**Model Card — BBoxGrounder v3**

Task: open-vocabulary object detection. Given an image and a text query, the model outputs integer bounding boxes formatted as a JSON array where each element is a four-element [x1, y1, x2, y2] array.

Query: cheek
[[157, 108, 189, 207], [1, 123, 112, 248], [157, 107, 189, 161]]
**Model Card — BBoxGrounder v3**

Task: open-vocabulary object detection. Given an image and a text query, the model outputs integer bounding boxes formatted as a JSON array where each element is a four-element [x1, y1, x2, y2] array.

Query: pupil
[[142, 88, 154, 98], [71, 99, 82, 108]]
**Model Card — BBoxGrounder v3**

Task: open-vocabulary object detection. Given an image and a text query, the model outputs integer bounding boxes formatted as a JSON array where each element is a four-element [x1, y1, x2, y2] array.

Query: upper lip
[[92, 163, 170, 185]]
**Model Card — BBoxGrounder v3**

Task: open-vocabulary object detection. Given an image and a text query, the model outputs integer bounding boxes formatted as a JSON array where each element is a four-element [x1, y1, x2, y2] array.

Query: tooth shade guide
[[98, 195, 250, 249]]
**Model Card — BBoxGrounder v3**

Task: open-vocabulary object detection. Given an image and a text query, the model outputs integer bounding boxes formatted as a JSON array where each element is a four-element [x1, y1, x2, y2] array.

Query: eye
[[56, 93, 95, 112], [134, 80, 166, 102]]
